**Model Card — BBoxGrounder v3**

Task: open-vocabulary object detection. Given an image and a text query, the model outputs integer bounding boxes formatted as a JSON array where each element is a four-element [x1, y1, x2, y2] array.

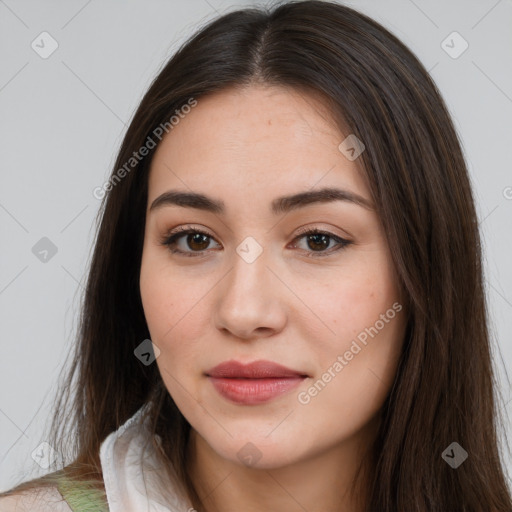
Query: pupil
[[308, 234, 328, 251], [189, 233, 209, 250]]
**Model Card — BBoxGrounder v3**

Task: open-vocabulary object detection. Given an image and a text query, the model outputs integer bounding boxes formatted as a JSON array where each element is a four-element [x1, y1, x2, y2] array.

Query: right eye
[[160, 226, 221, 257]]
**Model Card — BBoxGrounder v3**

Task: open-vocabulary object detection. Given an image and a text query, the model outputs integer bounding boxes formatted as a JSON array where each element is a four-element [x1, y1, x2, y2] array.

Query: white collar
[[99, 405, 193, 512]]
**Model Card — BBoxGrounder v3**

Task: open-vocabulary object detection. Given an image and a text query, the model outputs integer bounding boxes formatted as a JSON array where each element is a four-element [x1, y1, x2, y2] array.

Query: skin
[[139, 84, 407, 512]]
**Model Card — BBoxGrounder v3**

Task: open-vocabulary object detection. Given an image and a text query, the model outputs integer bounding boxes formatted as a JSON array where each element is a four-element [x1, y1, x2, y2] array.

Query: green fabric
[[55, 473, 109, 512]]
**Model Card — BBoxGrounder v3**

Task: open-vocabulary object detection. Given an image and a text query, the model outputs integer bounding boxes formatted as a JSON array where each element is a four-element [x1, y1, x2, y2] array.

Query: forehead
[[147, 84, 370, 211]]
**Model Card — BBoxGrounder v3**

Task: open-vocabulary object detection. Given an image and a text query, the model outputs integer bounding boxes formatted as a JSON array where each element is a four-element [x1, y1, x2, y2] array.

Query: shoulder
[[0, 486, 73, 512]]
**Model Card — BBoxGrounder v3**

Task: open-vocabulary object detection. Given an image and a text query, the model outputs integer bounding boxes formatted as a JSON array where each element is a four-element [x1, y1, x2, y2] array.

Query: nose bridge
[[228, 236, 272, 300], [214, 236, 286, 338]]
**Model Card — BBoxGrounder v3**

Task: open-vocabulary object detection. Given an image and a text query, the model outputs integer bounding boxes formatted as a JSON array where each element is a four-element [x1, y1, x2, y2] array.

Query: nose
[[213, 247, 287, 341]]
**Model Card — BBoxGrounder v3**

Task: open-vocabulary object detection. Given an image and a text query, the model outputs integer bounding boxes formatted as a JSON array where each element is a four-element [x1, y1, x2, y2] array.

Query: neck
[[185, 417, 379, 512]]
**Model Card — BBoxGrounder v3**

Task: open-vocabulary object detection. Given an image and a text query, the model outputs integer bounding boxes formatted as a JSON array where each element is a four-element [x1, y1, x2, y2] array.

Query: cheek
[[139, 253, 213, 379], [302, 249, 405, 400], [303, 253, 400, 350], [140, 276, 207, 353], [300, 284, 405, 440], [140, 270, 207, 403], [140, 244, 202, 340]]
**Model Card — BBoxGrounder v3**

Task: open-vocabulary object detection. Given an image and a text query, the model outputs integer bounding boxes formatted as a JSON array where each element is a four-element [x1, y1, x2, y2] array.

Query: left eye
[[291, 229, 351, 257], [160, 227, 351, 258]]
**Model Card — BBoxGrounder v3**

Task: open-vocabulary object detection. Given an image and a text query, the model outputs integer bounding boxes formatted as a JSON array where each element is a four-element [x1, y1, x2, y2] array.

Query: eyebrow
[[149, 187, 374, 215]]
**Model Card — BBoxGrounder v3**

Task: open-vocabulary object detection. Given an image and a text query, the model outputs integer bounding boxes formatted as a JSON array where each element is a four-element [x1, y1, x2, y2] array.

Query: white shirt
[[100, 404, 193, 512], [0, 405, 193, 511]]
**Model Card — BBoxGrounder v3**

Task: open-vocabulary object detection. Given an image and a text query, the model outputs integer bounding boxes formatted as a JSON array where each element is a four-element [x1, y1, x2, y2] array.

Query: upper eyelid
[[167, 222, 350, 237], [165, 225, 348, 243]]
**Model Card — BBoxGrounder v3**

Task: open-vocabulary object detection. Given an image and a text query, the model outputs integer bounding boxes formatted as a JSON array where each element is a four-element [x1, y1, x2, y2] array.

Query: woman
[[1, 1, 511, 510]]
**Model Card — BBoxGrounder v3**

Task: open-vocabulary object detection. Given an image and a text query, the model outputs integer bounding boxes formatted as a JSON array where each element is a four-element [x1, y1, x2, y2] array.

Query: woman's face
[[140, 84, 407, 470]]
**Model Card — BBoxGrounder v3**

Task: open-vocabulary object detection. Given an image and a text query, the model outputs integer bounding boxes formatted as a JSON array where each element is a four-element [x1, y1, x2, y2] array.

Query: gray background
[[1, 0, 511, 491]]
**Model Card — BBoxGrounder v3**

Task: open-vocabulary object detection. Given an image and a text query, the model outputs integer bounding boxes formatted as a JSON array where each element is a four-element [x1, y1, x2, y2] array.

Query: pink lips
[[206, 360, 308, 405]]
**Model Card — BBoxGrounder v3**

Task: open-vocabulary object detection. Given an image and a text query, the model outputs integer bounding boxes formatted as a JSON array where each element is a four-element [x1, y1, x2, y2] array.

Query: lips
[[207, 359, 308, 379], [206, 360, 309, 405]]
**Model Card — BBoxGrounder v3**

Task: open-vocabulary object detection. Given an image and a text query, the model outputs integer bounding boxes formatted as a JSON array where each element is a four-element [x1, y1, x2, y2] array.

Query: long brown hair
[[3, 1, 511, 510]]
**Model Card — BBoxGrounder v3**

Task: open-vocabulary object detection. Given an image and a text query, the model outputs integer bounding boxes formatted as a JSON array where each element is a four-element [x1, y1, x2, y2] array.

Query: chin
[[202, 429, 312, 470]]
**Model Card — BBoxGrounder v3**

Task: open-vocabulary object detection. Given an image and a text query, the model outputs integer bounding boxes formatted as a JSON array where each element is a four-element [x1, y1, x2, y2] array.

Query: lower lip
[[208, 376, 305, 405]]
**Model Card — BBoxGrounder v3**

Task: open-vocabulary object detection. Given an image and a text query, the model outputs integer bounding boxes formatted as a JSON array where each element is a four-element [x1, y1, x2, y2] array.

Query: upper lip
[[206, 359, 308, 379]]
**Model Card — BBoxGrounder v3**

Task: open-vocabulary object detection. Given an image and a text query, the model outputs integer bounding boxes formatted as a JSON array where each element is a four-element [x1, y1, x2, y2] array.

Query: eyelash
[[159, 225, 352, 258]]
